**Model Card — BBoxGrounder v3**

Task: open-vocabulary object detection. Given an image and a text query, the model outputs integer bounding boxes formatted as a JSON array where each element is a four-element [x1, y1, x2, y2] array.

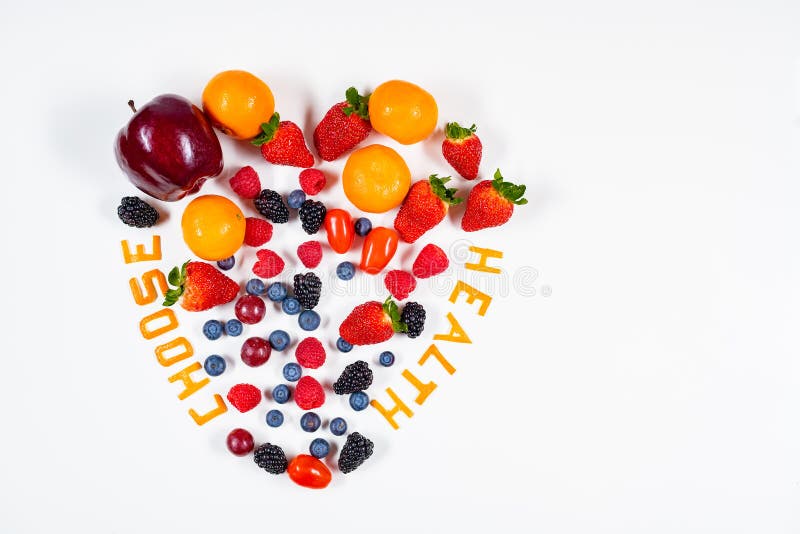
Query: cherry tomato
[[287, 454, 332, 489], [360, 227, 399, 274], [324, 209, 355, 254]]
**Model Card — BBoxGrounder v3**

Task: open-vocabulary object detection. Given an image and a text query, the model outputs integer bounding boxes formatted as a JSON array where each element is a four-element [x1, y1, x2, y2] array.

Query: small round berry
[[336, 337, 353, 353], [241, 337, 271, 367], [349, 391, 369, 411], [309, 438, 330, 459], [203, 355, 226, 376], [336, 261, 355, 281], [379, 351, 395, 367], [265, 409, 284, 428], [282, 297, 301, 315], [224, 319, 243, 337], [272, 384, 291, 404], [354, 217, 372, 236], [287, 189, 306, 209], [202, 319, 223, 340], [235, 294, 266, 324], [329, 417, 348, 436], [298, 309, 321, 331], [246, 278, 266, 296], [283, 362, 302, 382], [266, 282, 287, 302], [300, 412, 321, 432], [216, 256, 235, 271], [269, 329, 290, 351], [226, 428, 254, 456]]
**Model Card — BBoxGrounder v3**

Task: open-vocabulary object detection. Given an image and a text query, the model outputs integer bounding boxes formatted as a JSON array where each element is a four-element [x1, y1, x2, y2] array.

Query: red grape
[[235, 295, 266, 324], [241, 337, 271, 367], [226, 428, 254, 456]]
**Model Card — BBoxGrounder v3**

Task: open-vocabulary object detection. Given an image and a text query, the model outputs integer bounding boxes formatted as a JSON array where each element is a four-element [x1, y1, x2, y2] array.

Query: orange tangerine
[[181, 195, 246, 261], [202, 70, 275, 140], [369, 80, 438, 145], [342, 144, 411, 213]]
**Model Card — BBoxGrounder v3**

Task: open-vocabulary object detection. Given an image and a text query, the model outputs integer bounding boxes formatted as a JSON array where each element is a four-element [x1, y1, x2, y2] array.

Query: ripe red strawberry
[[442, 122, 482, 180], [295, 376, 325, 410], [227, 383, 262, 413], [394, 174, 462, 243], [313, 87, 372, 161], [162, 261, 239, 312], [384, 270, 416, 300], [229, 166, 261, 199], [295, 337, 326, 369], [412, 244, 449, 279], [252, 113, 314, 168], [244, 217, 273, 247], [462, 169, 527, 232], [252, 249, 285, 278], [298, 168, 326, 195], [339, 297, 408, 346], [297, 241, 322, 268]]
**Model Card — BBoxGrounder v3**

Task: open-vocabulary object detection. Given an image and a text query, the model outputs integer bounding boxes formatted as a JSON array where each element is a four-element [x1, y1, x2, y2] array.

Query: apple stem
[[127, 100, 137, 113]]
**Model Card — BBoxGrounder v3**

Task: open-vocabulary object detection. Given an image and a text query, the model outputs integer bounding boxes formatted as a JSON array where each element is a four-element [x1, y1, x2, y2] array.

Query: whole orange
[[342, 144, 411, 213], [181, 195, 246, 261], [369, 80, 438, 145], [202, 70, 275, 140]]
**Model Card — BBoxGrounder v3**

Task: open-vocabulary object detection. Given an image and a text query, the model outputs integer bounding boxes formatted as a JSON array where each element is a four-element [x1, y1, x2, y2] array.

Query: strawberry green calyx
[[445, 122, 477, 141], [491, 169, 528, 205], [343, 87, 370, 120], [428, 174, 463, 205], [383, 296, 408, 333], [163, 260, 190, 306], [251, 113, 281, 146]]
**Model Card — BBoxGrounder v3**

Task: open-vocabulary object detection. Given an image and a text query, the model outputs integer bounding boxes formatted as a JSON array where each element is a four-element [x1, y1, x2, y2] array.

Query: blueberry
[[272, 384, 291, 404], [246, 278, 266, 296], [283, 362, 302, 382], [349, 391, 369, 411], [309, 438, 330, 458], [202, 319, 223, 340], [336, 337, 352, 353], [298, 309, 321, 331], [224, 319, 243, 337], [336, 261, 355, 281], [216, 256, 235, 271], [266, 282, 287, 302], [282, 297, 301, 315], [269, 329, 290, 351], [379, 351, 395, 367], [203, 355, 226, 376], [329, 417, 347, 436], [354, 217, 372, 236], [265, 409, 284, 428], [300, 412, 321, 432], [287, 189, 306, 209]]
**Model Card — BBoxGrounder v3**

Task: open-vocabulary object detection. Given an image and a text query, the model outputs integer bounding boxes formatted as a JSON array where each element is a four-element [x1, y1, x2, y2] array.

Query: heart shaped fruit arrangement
[[115, 70, 527, 489]]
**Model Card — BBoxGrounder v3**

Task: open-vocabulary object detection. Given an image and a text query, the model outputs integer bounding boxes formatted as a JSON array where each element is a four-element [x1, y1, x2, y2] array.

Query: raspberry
[[338, 432, 374, 474], [412, 244, 449, 279], [254, 443, 288, 474], [254, 189, 289, 223], [294, 376, 325, 410], [401, 302, 426, 339], [253, 249, 285, 278], [117, 196, 159, 228], [332, 360, 373, 394], [297, 241, 322, 268], [244, 217, 273, 247], [229, 166, 261, 199], [298, 199, 326, 234], [295, 337, 326, 369], [383, 270, 416, 300], [226, 383, 262, 413], [299, 168, 326, 195]]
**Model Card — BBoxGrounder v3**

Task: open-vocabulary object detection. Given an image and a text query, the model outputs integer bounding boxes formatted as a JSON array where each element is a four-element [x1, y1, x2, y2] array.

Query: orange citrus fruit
[[369, 80, 438, 145], [181, 195, 246, 260], [202, 70, 275, 140], [342, 144, 411, 213]]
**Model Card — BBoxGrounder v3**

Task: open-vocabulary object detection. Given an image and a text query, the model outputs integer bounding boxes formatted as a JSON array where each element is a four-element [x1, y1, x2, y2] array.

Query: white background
[[1, 1, 799, 532]]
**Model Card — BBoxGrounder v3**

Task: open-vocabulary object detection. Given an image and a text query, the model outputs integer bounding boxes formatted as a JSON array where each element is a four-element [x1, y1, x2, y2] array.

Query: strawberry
[[297, 241, 322, 268], [384, 270, 416, 300], [252, 113, 314, 168], [461, 169, 527, 232], [244, 217, 273, 247], [394, 174, 462, 243], [162, 261, 239, 312], [339, 297, 408, 346], [412, 244, 449, 279], [227, 383, 262, 413], [252, 249, 285, 278], [229, 166, 261, 199], [313, 87, 372, 161], [442, 122, 482, 180]]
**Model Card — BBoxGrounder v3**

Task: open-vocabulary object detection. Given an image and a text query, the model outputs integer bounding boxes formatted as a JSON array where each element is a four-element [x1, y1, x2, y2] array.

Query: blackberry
[[298, 199, 326, 234], [333, 360, 373, 394], [401, 302, 426, 339], [117, 196, 159, 228], [293, 272, 322, 310], [338, 432, 374, 474], [253, 443, 288, 474], [254, 189, 289, 223]]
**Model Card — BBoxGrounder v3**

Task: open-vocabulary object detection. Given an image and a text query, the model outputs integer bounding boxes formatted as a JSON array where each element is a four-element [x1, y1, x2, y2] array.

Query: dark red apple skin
[[115, 94, 224, 202]]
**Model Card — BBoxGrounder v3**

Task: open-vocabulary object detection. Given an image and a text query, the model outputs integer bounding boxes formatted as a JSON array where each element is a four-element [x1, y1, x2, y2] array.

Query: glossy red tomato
[[287, 454, 332, 489], [324, 209, 354, 254], [360, 227, 399, 274]]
